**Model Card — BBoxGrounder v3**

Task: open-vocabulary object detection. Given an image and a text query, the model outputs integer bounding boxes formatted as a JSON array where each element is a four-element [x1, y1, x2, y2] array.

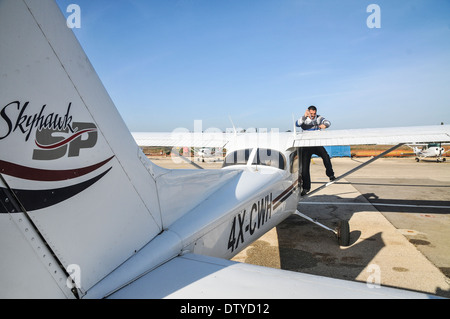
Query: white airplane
[[195, 147, 223, 162], [1, 0, 450, 299], [407, 143, 449, 162], [196, 147, 212, 158]]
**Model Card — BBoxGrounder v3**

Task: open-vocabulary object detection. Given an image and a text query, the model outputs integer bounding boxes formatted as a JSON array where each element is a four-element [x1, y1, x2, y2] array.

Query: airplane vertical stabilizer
[[0, 0, 163, 298]]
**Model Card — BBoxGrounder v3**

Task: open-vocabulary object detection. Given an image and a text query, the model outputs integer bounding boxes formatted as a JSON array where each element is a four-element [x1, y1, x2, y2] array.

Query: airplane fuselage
[[168, 148, 300, 260]]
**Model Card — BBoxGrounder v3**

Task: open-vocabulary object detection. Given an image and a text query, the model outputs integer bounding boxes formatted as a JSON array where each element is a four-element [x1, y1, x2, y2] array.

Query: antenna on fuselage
[[229, 116, 237, 136]]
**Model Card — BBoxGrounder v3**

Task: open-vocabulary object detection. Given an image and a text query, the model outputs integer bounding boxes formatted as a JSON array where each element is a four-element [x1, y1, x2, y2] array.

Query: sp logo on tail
[[33, 122, 98, 160]]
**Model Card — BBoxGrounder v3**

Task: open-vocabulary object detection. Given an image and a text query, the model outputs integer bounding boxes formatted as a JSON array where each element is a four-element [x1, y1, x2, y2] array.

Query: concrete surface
[[149, 155, 450, 298]]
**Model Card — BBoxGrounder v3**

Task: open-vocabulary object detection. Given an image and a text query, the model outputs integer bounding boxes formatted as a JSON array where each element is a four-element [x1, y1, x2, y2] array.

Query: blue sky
[[56, 0, 450, 132]]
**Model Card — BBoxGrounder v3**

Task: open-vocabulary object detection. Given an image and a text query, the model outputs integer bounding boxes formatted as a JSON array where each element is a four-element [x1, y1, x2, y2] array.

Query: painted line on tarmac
[[299, 202, 450, 209]]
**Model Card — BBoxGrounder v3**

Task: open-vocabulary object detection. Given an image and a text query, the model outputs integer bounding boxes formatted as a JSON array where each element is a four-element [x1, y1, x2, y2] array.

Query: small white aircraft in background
[[1, 0, 449, 299], [407, 143, 449, 162], [196, 147, 212, 160], [194, 147, 223, 162]]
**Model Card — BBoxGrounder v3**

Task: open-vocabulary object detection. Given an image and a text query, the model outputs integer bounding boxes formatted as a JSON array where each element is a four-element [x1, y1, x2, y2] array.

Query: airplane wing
[[293, 125, 450, 147], [133, 125, 450, 150], [97, 253, 431, 299]]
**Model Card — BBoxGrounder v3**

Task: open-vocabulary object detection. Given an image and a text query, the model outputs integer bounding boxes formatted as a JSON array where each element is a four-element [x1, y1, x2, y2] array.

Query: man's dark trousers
[[301, 146, 334, 191]]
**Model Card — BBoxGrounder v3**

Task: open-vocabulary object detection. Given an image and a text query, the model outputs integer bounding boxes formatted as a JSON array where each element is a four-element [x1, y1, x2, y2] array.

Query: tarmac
[[148, 155, 450, 298]]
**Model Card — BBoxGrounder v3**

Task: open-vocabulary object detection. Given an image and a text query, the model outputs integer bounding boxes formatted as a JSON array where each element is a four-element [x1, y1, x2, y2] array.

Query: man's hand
[[319, 124, 327, 129], [304, 109, 311, 118]]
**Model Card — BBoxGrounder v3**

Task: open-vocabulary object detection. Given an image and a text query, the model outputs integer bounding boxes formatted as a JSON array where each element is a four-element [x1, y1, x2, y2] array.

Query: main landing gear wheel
[[336, 220, 350, 246]]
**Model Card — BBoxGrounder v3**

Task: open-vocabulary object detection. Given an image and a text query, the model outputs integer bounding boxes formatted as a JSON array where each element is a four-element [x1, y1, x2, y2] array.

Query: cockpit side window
[[253, 148, 286, 170], [290, 149, 299, 174]]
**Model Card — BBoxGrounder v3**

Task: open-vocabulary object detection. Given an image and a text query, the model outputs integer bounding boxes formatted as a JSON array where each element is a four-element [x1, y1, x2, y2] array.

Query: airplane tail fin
[[0, 0, 163, 298]]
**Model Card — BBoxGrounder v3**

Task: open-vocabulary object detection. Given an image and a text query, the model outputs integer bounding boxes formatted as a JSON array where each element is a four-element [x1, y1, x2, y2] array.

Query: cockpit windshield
[[223, 148, 286, 170]]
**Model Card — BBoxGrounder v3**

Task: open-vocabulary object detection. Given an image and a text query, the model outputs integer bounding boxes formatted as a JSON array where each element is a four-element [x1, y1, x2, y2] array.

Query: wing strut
[[299, 143, 405, 199], [171, 152, 204, 169], [296, 143, 405, 246]]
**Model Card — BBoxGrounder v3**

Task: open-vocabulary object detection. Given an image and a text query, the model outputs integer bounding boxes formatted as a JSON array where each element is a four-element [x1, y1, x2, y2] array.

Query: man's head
[[307, 105, 317, 119]]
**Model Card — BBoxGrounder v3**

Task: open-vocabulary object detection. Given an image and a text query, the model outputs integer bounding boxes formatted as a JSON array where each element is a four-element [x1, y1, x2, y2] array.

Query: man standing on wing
[[296, 105, 336, 196]]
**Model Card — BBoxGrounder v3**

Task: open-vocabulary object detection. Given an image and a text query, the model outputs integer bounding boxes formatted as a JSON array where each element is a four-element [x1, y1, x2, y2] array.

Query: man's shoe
[[301, 189, 309, 196], [329, 176, 336, 182]]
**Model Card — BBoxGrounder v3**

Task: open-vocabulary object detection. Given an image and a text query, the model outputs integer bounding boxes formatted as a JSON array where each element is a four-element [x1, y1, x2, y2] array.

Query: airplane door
[[297, 148, 304, 193], [289, 148, 303, 193]]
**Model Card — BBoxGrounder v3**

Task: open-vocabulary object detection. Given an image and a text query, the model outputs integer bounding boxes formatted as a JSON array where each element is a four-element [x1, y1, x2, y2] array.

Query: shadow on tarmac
[[271, 190, 450, 298]]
